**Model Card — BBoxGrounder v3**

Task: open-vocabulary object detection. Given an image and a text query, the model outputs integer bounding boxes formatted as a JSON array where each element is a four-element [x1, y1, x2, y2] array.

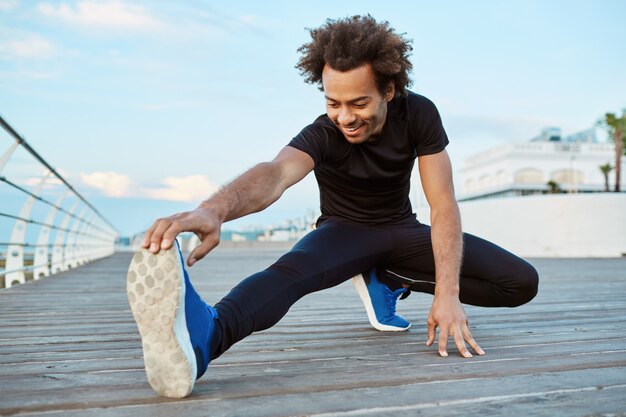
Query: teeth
[[346, 125, 361, 132]]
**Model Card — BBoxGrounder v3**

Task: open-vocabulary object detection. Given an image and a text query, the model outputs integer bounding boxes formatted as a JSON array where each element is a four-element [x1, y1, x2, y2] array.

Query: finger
[[141, 224, 157, 248], [463, 323, 485, 355], [438, 327, 449, 357], [141, 232, 151, 249], [161, 219, 185, 250], [148, 219, 172, 253], [426, 318, 436, 346], [187, 235, 220, 267], [453, 325, 472, 358]]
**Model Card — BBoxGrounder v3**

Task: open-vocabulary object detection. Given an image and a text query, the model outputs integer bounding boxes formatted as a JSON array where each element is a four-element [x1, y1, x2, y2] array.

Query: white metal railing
[[0, 115, 119, 289]]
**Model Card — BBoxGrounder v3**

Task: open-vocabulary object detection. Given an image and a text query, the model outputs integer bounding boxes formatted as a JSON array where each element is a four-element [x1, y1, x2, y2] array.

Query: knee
[[509, 262, 539, 307]]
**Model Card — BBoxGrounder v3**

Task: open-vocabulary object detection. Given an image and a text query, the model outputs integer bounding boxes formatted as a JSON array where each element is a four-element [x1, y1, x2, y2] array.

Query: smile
[[344, 123, 364, 133]]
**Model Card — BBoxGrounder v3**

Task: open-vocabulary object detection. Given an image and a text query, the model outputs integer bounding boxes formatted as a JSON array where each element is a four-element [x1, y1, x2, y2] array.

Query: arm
[[418, 149, 484, 357], [142, 146, 314, 266]]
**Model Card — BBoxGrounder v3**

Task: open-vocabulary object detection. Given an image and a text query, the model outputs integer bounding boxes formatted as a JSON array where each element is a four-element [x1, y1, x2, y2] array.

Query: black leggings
[[211, 216, 538, 358]]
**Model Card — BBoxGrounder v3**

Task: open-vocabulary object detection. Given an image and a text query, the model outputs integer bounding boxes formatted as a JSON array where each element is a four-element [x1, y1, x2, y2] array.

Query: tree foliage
[[602, 109, 625, 192], [599, 163, 613, 192], [604, 110, 626, 154]]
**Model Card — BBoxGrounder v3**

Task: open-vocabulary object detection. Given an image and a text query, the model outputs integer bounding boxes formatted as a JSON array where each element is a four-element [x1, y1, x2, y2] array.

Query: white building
[[415, 127, 626, 258], [460, 127, 624, 200]]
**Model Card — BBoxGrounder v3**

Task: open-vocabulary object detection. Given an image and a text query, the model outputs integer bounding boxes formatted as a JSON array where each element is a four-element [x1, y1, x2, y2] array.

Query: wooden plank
[[4, 367, 626, 416], [1, 333, 624, 379], [0, 253, 625, 416]]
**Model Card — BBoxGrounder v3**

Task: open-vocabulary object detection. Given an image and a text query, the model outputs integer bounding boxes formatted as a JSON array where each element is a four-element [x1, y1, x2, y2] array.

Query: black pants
[[211, 216, 538, 358]]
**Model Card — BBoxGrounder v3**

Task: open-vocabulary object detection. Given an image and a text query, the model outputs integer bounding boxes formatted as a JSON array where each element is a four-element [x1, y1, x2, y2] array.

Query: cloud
[[77, 171, 217, 202], [0, 34, 57, 60], [37, 0, 166, 32], [23, 168, 71, 189], [0, 0, 19, 11], [141, 175, 217, 202], [80, 171, 132, 197], [25, 176, 64, 188]]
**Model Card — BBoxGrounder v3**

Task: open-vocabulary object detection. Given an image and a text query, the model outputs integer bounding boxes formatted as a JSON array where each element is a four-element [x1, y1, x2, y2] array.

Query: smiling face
[[322, 63, 395, 144]]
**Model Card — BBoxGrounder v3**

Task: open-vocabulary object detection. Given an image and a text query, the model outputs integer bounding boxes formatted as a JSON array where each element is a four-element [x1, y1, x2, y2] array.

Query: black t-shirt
[[288, 91, 449, 225]]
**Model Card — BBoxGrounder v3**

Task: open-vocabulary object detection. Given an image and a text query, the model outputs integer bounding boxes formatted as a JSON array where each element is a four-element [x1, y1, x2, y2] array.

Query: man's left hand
[[426, 294, 485, 358]]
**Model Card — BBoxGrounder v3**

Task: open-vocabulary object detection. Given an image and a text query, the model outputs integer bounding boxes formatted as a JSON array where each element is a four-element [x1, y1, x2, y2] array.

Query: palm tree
[[599, 163, 613, 192], [603, 110, 626, 192], [546, 180, 561, 194]]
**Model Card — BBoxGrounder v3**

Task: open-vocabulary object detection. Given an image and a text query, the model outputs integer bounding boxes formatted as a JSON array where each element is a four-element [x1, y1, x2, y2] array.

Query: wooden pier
[[1, 250, 625, 416]]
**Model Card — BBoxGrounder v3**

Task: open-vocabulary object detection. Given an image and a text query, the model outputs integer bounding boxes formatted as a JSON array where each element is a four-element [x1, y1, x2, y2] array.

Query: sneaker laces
[[383, 287, 409, 319]]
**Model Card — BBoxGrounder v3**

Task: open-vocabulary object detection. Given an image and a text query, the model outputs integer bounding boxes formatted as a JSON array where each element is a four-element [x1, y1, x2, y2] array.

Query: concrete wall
[[416, 193, 626, 258]]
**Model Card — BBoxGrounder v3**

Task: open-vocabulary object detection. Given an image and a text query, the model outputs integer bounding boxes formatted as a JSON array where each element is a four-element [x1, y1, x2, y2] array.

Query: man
[[128, 15, 539, 398]]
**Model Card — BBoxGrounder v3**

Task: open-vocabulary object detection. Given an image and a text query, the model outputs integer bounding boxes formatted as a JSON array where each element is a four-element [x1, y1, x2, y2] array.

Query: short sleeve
[[288, 116, 335, 167], [410, 95, 449, 156]]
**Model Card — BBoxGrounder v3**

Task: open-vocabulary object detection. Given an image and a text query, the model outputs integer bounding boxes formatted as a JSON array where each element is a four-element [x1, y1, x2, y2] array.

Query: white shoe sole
[[352, 274, 411, 332], [127, 245, 197, 398]]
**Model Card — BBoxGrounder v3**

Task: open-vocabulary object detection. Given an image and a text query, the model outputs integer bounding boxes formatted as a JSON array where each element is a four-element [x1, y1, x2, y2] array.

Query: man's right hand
[[141, 206, 222, 267], [140, 147, 314, 267]]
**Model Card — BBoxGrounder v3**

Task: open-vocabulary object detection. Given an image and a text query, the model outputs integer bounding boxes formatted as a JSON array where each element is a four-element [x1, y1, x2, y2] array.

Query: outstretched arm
[[418, 149, 485, 358], [142, 146, 314, 266]]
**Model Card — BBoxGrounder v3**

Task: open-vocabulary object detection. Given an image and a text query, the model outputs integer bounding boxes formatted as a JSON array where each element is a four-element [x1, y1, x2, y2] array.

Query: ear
[[385, 82, 395, 101]]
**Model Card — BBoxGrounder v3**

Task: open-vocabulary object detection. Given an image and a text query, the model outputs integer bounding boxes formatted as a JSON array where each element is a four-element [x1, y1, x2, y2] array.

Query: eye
[[353, 102, 367, 108], [326, 102, 339, 108]]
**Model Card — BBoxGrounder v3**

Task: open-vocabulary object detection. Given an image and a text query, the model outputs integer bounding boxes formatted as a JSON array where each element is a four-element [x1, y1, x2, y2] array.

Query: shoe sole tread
[[127, 247, 195, 398]]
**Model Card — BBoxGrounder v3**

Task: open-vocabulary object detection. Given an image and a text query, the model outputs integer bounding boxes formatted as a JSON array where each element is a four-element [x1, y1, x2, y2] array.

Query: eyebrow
[[324, 95, 371, 103]]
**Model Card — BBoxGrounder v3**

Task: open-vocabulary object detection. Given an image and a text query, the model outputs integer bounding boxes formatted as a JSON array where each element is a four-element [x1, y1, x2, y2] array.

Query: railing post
[[87, 221, 101, 261], [33, 191, 68, 280], [64, 206, 88, 270], [84, 221, 96, 263], [51, 201, 79, 274], [0, 142, 19, 172], [90, 221, 102, 260], [74, 212, 95, 266], [4, 175, 49, 288]]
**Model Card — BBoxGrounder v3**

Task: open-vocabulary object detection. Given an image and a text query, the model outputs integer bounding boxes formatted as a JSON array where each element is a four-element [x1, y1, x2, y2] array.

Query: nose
[[337, 106, 356, 126]]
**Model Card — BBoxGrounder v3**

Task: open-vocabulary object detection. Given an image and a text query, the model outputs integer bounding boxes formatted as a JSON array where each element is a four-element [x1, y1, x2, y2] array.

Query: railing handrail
[[0, 250, 108, 276], [0, 114, 119, 234], [0, 212, 113, 242], [0, 242, 106, 248], [0, 175, 117, 238]]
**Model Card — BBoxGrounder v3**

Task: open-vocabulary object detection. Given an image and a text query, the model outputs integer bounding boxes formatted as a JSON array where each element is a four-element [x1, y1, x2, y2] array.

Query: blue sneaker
[[352, 269, 411, 332], [127, 239, 217, 398]]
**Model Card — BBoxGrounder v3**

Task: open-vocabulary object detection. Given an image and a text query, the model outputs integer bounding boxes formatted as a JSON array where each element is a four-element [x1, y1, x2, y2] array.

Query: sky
[[1, 0, 625, 237]]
